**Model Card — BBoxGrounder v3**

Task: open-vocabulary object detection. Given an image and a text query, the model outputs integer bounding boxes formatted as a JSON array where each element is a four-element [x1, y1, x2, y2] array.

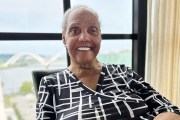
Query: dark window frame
[[0, 0, 147, 78]]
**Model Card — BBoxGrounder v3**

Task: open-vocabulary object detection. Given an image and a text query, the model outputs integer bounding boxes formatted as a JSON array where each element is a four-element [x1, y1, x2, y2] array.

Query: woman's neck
[[68, 60, 102, 77], [68, 60, 103, 90]]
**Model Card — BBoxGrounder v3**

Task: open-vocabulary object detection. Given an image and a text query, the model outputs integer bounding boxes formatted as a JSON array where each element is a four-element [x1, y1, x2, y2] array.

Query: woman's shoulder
[[103, 63, 131, 71], [102, 63, 135, 77], [41, 68, 67, 85]]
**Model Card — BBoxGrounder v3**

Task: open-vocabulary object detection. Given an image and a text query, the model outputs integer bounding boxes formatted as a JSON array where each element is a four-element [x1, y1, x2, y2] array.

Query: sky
[[0, 0, 132, 55]]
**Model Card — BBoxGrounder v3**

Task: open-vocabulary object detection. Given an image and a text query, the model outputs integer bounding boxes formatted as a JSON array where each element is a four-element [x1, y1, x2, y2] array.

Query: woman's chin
[[78, 60, 91, 65], [76, 58, 95, 66]]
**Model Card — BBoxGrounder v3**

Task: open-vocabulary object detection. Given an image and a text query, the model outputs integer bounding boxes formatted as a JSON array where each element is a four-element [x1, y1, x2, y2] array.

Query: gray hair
[[62, 5, 101, 33]]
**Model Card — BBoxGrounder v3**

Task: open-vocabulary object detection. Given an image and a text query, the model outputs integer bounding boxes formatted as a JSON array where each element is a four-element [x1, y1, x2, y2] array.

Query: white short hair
[[62, 5, 101, 33]]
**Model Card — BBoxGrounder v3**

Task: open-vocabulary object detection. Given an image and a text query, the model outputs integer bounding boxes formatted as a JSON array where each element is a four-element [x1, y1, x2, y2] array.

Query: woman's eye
[[88, 27, 99, 36], [69, 27, 80, 36], [92, 28, 97, 33]]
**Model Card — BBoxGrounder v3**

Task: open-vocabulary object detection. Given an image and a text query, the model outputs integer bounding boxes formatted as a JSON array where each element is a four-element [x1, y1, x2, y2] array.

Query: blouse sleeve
[[36, 76, 56, 120], [125, 66, 180, 116]]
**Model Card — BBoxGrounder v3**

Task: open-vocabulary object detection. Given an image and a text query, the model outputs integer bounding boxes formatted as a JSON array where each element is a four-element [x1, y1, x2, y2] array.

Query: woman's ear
[[62, 33, 66, 45]]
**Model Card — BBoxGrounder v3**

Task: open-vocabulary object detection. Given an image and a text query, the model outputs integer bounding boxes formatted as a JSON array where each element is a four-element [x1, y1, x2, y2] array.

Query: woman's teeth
[[77, 47, 91, 51]]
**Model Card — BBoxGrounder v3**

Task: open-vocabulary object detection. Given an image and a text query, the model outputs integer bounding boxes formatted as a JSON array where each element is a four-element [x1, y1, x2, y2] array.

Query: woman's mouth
[[77, 47, 92, 51]]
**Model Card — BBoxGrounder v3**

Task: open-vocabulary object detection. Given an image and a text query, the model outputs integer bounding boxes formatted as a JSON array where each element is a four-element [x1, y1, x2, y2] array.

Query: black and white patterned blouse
[[36, 64, 180, 120]]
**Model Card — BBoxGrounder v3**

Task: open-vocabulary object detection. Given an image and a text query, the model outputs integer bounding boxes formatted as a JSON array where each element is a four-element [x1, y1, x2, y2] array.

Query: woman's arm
[[154, 112, 180, 120], [123, 66, 180, 118]]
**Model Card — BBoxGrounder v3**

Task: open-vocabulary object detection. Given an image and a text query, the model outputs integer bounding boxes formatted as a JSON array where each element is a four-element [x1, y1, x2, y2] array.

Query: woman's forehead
[[67, 8, 99, 24]]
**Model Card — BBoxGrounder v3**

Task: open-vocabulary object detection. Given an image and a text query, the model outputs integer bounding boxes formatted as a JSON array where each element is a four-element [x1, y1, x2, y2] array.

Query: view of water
[[0, 65, 65, 95]]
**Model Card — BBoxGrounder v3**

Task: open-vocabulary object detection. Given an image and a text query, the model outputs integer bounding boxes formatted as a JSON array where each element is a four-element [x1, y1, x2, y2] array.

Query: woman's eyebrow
[[68, 23, 80, 27]]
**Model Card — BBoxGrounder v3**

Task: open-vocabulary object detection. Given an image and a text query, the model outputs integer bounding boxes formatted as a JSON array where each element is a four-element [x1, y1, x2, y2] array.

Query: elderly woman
[[36, 5, 180, 120]]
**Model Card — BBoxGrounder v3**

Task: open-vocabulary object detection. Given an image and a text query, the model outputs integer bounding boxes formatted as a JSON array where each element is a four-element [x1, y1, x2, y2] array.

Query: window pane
[[0, 0, 63, 33], [98, 40, 132, 67], [0, 40, 67, 120], [71, 0, 132, 34]]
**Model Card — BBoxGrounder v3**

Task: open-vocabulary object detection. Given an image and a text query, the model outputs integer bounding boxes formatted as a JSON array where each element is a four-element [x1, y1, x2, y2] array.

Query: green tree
[[20, 81, 33, 94]]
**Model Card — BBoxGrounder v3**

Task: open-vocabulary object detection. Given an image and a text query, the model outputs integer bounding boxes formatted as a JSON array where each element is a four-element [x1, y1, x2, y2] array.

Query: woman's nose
[[79, 31, 91, 41]]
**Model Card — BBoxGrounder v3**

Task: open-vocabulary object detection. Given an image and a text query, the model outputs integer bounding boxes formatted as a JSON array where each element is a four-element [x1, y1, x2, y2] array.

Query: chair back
[[32, 69, 63, 98]]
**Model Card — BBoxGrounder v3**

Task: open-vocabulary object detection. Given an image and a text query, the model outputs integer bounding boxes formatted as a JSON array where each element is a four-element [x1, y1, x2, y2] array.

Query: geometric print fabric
[[36, 64, 180, 120]]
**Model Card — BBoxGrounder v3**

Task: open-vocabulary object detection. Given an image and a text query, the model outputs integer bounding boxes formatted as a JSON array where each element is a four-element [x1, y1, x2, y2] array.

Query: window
[[0, 40, 66, 120], [0, 0, 63, 33], [98, 40, 132, 67], [71, 0, 132, 33]]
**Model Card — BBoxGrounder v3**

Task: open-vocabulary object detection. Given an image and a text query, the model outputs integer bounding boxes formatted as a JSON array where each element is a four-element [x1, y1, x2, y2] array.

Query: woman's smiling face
[[62, 8, 101, 65]]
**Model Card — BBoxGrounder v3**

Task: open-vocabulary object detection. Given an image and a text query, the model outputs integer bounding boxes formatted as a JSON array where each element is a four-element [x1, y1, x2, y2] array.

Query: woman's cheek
[[67, 42, 76, 55]]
